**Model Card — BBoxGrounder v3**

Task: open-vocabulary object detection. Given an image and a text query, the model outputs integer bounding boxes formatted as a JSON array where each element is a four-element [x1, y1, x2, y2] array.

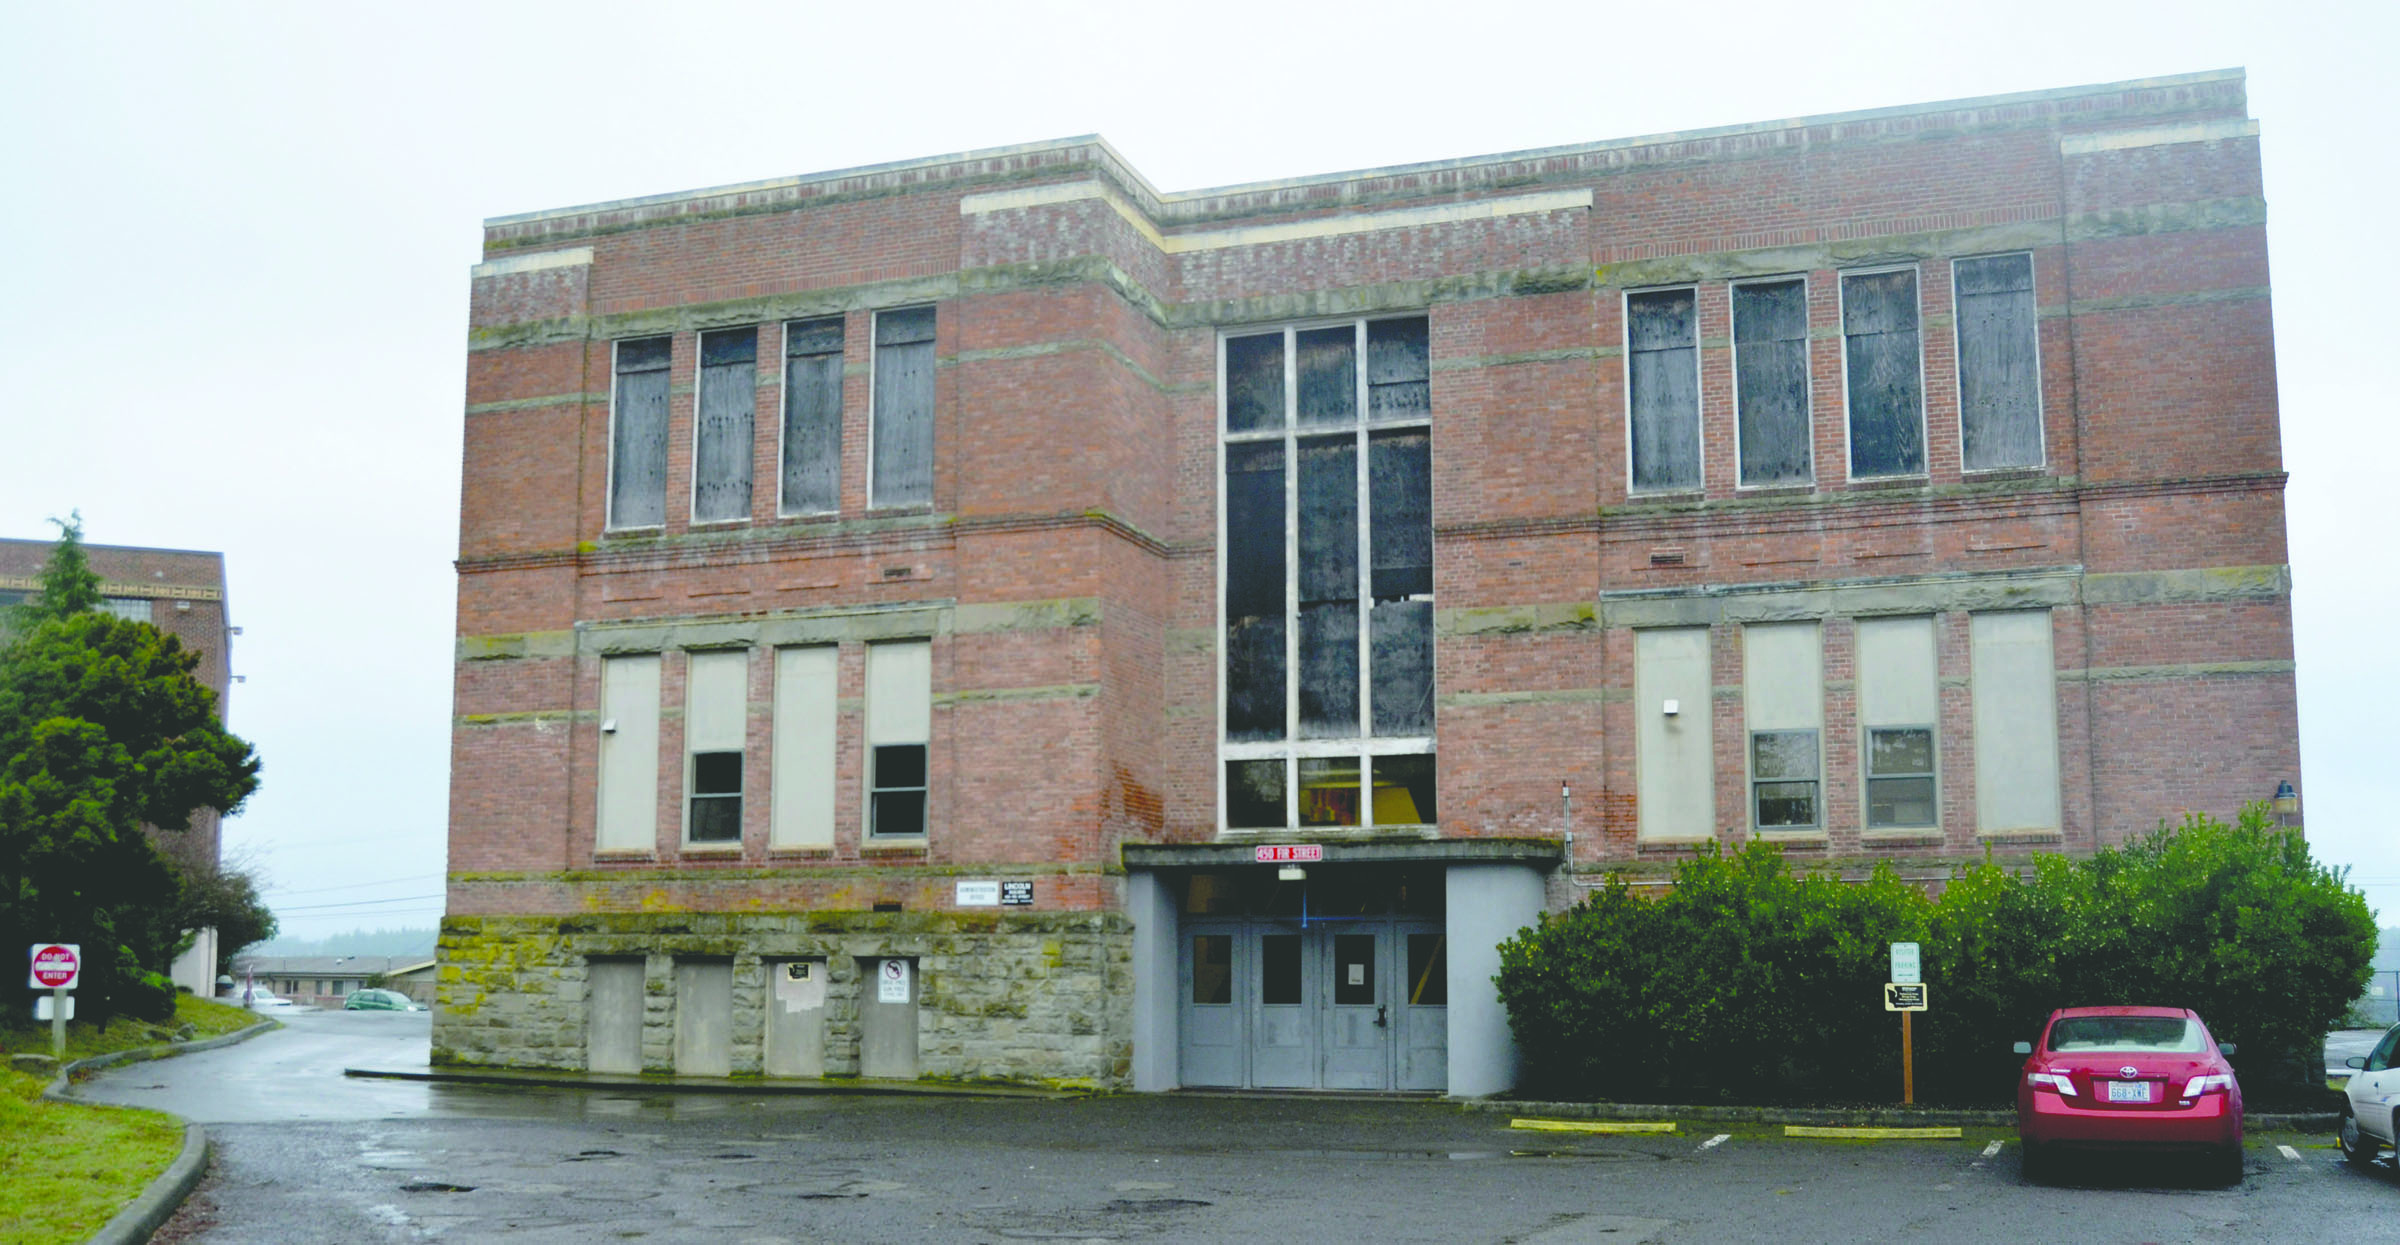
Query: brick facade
[[441, 70, 2297, 1091]]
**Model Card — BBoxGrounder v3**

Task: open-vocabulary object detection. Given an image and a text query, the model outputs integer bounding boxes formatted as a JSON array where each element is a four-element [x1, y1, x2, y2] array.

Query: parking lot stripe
[[2277, 1145, 2303, 1161], [1698, 1134, 1730, 1151], [1510, 1119, 1678, 1135], [1981, 1141, 2003, 1158], [1784, 1126, 1964, 1140]]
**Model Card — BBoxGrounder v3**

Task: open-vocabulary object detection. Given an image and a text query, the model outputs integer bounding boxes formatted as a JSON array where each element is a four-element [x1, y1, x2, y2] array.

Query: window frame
[[1837, 264, 1929, 482], [1742, 621, 1823, 834], [863, 639, 932, 840], [680, 648, 750, 849], [1622, 284, 1703, 495], [605, 335, 674, 532], [777, 315, 846, 517], [1216, 314, 1436, 833], [689, 326, 759, 527], [1730, 273, 1816, 490], [1856, 614, 1942, 834], [866, 305, 936, 510], [1950, 251, 2047, 474], [1863, 725, 1938, 831]]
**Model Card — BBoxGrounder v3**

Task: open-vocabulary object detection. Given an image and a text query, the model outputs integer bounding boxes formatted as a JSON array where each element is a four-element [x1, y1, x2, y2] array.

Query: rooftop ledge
[[482, 68, 2245, 234]]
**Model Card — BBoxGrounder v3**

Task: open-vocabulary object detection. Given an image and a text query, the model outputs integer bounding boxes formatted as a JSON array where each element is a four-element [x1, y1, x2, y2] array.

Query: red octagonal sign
[[29, 944, 80, 990]]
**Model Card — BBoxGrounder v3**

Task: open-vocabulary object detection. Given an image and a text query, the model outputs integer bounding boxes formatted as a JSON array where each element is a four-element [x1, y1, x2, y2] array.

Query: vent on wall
[[1649, 548, 1687, 566]]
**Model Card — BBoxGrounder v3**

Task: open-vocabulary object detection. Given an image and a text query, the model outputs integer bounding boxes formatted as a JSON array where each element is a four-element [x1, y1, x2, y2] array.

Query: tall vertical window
[[1743, 622, 1822, 831], [1857, 616, 1938, 830], [1970, 611, 2060, 833], [1221, 317, 1435, 831], [693, 328, 756, 523], [1625, 288, 1700, 491], [596, 654, 662, 852], [1954, 254, 2043, 471], [781, 317, 845, 514], [871, 307, 935, 507], [1841, 268, 1925, 478], [609, 337, 672, 528], [684, 650, 748, 844], [1734, 278, 1812, 486], [769, 646, 837, 850], [865, 640, 930, 838]]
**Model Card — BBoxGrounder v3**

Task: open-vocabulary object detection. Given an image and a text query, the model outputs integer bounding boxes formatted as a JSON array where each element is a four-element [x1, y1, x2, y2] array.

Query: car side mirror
[[2012, 1041, 2032, 1055], [2219, 1042, 2236, 1057], [2349, 1056, 2368, 1070]]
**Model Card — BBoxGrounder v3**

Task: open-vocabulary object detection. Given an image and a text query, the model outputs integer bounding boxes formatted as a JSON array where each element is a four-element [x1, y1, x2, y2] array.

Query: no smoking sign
[[28, 944, 80, 990]]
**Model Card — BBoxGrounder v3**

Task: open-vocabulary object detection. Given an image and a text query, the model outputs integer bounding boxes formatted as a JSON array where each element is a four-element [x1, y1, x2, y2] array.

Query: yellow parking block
[[1784, 1125, 1963, 1140], [1509, 1118, 1678, 1135]]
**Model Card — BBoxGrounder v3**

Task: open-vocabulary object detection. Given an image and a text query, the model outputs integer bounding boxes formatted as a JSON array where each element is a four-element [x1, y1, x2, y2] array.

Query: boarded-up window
[[1744, 622, 1821, 830], [781, 317, 844, 514], [866, 640, 930, 838], [770, 646, 836, 850], [1955, 254, 2042, 471], [871, 306, 935, 506], [1842, 269, 1924, 478], [610, 337, 671, 528], [1626, 289, 1700, 491], [1221, 316, 1433, 830], [1635, 628, 1713, 841], [1971, 611, 2060, 833], [684, 650, 748, 844], [693, 329, 756, 523], [596, 654, 661, 852], [1734, 279, 1812, 486], [1857, 616, 1938, 830]]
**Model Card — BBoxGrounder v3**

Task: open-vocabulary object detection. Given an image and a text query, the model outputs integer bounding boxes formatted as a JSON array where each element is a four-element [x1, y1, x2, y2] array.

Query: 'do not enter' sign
[[29, 944, 80, 990]]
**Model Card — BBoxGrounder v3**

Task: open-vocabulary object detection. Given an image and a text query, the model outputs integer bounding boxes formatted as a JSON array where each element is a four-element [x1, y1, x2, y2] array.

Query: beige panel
[[866, 640, 931, 745], [1971, 611, 2062, 831], [1743, 622, 1822, 730], [1635, 628, 1715, 840], [685, 650, 749, 753], [596, 655, 660, 852], [771, 646, 838, 850], [1857, 616, 1938, 725]]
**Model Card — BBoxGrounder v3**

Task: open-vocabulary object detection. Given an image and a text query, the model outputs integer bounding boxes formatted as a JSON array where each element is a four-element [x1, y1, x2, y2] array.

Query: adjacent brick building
[[439, 68, 2297, 1094], [0, 537, 237, 995]]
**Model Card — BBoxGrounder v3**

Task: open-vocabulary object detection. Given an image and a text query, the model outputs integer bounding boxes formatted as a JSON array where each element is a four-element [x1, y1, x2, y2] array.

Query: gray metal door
[[673, 960, 732, 1076], [1396, 926, 1448, 1092], [764, 958, 827, 1078], [1321, 931, 1389, 1089], [860, 956, 920, 1079], [586, 959, 643, 1074], [1250, 930, 1313, 1087], [1179, 929, 1242, 1087]]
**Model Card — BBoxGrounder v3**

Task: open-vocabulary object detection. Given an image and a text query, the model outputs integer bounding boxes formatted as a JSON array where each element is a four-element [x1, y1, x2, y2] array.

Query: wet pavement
[[72, 1013, 2400, 1243]]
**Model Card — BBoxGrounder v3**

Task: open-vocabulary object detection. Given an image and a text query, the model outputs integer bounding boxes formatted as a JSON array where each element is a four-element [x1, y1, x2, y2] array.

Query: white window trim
[[689, 326, 759, 528], [1729, 273, 1816, 491], [863, 638, 932, 840], [1742, 621, 1824, 835], [1214, 315, 1436, 833], [1836, 263, 1931, 483], [605, 336, 671, 533], [776, 316, 846, 518], [679, 648, 750, 851], [1856, 614, 1942, 835], [866, 305, 936, 511], [1950, 252, 2048, 475], [1622, 284, 1704, 496]]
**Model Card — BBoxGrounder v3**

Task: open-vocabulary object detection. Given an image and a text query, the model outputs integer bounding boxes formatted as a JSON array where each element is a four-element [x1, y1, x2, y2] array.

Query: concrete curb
[[346, 1064, 1082, 1099], [1460, 1097, 2337, 1133], [33, 1016, 279, 1244]]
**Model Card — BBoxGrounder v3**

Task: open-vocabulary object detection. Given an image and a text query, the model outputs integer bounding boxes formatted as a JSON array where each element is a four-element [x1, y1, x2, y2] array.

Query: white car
[[239, 985, 300, 1012], [2339, 1023, 2400, 1164]]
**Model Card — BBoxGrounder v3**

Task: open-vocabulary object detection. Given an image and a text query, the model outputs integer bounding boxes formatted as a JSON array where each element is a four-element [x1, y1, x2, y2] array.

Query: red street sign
[[1254, 844, 1323, 864], [29, 943, 80, 990]]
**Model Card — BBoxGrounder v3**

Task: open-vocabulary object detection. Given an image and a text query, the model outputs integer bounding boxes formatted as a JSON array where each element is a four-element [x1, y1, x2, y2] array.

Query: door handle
[[1375, 1004, 1387, 1028]]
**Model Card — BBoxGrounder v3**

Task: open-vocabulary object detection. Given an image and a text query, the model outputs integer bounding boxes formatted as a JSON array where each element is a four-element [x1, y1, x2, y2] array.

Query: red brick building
[[1, 537, 237, 994], [440, 69, 2296, 1093]]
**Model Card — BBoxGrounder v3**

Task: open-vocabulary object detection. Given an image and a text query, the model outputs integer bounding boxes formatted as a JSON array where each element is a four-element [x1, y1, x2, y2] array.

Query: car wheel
[[2340, 1109, 2376, 1166], [2020, 1140, 2048, 1183], [2216, 1143, 2244, 1186]]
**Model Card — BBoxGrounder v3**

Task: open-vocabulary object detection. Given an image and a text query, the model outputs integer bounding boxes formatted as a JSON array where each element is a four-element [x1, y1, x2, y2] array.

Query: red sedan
[[2014, 1006, 2245, 1184]]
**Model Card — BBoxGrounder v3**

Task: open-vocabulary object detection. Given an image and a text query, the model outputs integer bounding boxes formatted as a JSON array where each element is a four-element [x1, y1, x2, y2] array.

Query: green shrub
[[1497, 805, 2375, 1104]]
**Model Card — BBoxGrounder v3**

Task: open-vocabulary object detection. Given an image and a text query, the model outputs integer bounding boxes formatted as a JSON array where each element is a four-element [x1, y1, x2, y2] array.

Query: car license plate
[[2106, 1080, 2151, 1103]]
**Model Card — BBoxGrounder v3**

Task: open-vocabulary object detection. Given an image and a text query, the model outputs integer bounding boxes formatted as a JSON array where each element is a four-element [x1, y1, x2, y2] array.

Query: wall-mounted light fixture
[[1662, 699, 1680, 716], [1277, 865, 1306, 882]]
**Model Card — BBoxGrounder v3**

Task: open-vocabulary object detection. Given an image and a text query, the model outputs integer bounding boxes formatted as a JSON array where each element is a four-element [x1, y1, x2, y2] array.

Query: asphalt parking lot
[[72, 1012, 2400, 1243]]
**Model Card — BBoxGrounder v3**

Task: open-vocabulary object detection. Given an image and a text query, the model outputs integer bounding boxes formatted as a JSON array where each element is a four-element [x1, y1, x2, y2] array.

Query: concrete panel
[[860, 957, 920, 1079], [673, 961, 733, 1076], [764, 958, 827, 1078], [595, 655, 660, 852], [1127, 871, 1179, 1092], [1446, 864, 1547, 1098], [585, 959, 643, 1074], [770, 647, 837, 849], [1972, 610, 2062, 832], [1635, 628, 1714, 840]]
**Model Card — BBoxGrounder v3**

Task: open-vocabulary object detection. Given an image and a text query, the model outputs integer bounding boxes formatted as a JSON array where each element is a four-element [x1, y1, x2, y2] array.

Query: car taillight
[[2180, 1074, 2234, 1097], [2026, 1071, 2078, 1096]]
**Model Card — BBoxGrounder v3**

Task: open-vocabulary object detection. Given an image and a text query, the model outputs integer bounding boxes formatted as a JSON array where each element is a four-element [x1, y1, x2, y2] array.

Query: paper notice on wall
[[774, 960, 825, 1012], [956, 880, 1000, 906], [878, 958, 910, 1003], [1347, 963, 1365, 987]]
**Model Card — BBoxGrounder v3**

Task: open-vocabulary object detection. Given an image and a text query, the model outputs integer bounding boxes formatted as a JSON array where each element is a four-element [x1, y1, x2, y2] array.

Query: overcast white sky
[[3, 2, 2391, 937]]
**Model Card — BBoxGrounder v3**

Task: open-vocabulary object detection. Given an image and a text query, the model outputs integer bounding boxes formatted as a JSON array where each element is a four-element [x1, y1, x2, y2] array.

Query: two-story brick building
[[439, 69, 2296, 1095]]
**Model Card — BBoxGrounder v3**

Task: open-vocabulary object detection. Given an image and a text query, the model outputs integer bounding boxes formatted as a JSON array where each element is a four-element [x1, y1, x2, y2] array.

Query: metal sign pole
[[51, 986, 67, 1060], [1902, 1010, 1914, 1105]]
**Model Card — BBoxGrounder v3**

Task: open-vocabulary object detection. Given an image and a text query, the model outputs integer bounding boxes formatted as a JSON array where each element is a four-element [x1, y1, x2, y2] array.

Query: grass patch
[[0, 993, 258, 1063], [0, 1066, 184, 1243]]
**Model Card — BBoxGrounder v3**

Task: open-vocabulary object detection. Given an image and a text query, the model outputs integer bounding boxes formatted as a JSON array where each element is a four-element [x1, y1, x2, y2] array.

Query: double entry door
[[1180, 919, 1446, 1091]]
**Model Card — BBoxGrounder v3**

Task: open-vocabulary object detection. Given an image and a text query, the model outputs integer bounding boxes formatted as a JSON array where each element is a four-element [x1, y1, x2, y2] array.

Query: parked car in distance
[[2015, 1005, 2244, 1184], [239, 985, 299, 1012], [343, 988, 425, 1012], [2338, 1022, 2400, 1165]]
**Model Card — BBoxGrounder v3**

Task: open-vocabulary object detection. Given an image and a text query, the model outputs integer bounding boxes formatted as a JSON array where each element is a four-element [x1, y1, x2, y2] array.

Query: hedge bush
[[1495, 805, 2375, 1105]]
